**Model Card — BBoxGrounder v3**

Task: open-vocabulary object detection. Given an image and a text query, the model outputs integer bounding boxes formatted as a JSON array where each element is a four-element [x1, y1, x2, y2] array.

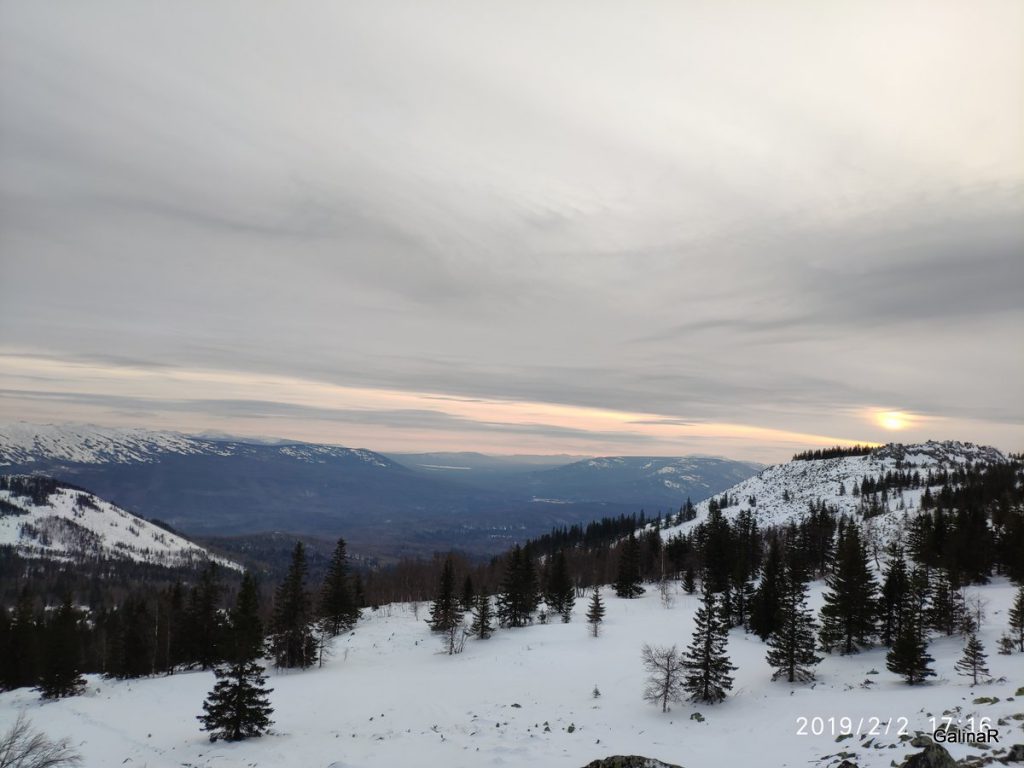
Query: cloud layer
[[1, 0, 1022, 461]]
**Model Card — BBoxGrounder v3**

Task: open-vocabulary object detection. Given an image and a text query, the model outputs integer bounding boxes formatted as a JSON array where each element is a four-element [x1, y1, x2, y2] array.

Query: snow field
[[1, 578, 1021, 768]]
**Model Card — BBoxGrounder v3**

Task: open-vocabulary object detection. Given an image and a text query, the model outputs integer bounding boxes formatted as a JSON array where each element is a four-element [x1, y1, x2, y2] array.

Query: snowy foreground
[[2, 580, 1022, 768]]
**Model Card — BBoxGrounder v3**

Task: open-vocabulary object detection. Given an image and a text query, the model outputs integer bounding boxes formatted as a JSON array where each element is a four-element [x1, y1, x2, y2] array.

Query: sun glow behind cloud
[[873, 409, 915, 431]]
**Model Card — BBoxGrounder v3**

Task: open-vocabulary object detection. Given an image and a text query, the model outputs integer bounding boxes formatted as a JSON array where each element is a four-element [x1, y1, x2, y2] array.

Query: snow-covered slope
[[0, 479, 239, 569], [658, 440, 1008, 544], [1, 579, 1020, 768], [0, 422, 390, 467]]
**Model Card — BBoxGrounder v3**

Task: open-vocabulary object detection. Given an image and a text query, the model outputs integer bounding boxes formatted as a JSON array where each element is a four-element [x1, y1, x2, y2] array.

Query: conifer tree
[[614, 533, 644, 598], [470, 593, 494, 640], [0, 609, 10, 692], [681, 582, 735, 704], [198, 658, 274, 742], [496, 545, 539, 628], [1009, 583, 1024, 652], [164, 581, 188, 671], [187, 564, 225, 669], [428, 555, 463, 633], [198, 574, 273, 742], [928, 569, 966, 637], [700, 506, 733, 593], [268, 543, 317, 669], [750, 536, 784, 640], [885, 569, 935, 684], [229, 573, 264, 662], [954, 633, 989, 685], [319, 538, 360, 637], [819, 523, 879, 654], [5, 587, 38, 690], [766, 563, 821, 683], [879, 544, 909, 647], [545, 550, 575, 623], [586, 588, 605, 638], [730, 570, 756, 629], [460, 574, 475, 614], [682, 567, 696, 595], [118, 597, 156, 678], [997, 632, 1014, 655], [38, 596, 86, 699]]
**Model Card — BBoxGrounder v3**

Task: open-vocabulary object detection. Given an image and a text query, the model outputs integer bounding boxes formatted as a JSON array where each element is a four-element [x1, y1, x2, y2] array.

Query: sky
[[1, 0, 1022, 463]]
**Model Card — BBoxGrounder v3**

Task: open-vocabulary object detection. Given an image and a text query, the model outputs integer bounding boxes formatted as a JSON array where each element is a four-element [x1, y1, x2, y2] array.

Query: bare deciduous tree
[[641, 644, 684, 713], [658, 579, 675, 609], [0, 713, 81, 768]]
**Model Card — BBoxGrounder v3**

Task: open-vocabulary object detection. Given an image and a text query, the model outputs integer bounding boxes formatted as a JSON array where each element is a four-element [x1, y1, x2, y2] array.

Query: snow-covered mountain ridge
[[0, 422, 391, 468], [659, 440, 1010, 543], [0, 477, 239, 569]]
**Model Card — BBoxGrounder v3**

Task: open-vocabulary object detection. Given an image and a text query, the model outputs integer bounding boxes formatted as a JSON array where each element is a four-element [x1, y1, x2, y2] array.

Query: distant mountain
[[0, 475, 239, 569], [383, 451, 588, 483], [508, 455, 764, 509], [0, 423, 760, 557], [658, 440, 1009, 545]]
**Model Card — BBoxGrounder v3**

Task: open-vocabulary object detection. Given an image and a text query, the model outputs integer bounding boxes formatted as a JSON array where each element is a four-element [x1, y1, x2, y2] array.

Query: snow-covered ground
[[0, 485, 239, 570], [2, 579, 1020, 768]]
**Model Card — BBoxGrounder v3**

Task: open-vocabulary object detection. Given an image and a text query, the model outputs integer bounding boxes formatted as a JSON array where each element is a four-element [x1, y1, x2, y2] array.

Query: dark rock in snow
[[582, 757, 683, 768], [900, 743, 957, 768], [1004, 744, 1024, 762]]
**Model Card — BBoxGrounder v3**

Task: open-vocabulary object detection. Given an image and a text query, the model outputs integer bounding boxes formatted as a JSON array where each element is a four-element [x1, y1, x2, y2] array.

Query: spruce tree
[[165, 581, 188, 671], [1009, 583, 1024, 652], [187, 564, 225, 669], [469, 593, 494, 640], [819, 523, 879, 654], [5, 587, 37, 690], [700, 506, 733, 592], [198, 576, 273, 742], [879, 544, 909, 647], [614, 533, 644, 598], [268, 543, 317, 669], [118, 597, 156, 678], [496, 545, 539, 628], [229, 573, 264, 662], [428, 555, 463, 634], [885, 569, 935, 684], [38, 596, 86, 699], [750, 536, 784, 640], [0, 608, 10, 692], [198, 659, 274, 742], [954, 633, 989, 685], [682, 567, 696, 595], [545, 550, 575, 623], [927, 569, 966, 637], [319, 538, 360, 637], [681, 582, 735, 704], [460, 575, 475, 614], [586, 588, 605, 638], [766, 563, 821, 683], [997, 632, 1014, 655]]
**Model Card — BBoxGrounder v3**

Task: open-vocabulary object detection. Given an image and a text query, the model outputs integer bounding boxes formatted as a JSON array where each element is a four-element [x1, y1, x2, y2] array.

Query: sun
[[876, 410, 912, 431]]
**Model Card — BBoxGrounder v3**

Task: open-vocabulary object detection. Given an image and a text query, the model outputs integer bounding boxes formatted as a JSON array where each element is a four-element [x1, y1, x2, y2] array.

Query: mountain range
[[0, 423, 761, 557]]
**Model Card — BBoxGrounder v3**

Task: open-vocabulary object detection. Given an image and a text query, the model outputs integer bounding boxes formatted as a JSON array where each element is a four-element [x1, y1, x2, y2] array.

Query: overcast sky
[[1, 0, 1022, 462]]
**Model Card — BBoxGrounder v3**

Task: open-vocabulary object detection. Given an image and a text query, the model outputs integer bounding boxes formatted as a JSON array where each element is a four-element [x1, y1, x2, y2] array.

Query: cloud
[[0, 0, 1022, 459]]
